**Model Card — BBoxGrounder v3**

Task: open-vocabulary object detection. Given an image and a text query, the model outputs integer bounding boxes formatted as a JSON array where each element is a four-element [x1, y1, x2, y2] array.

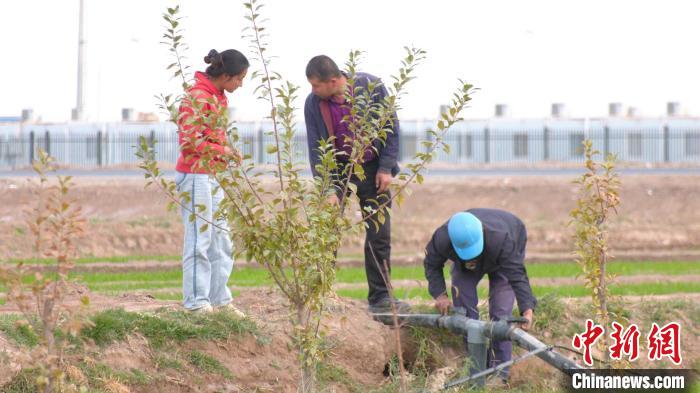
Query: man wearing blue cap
[[423, 208, 536, 382]]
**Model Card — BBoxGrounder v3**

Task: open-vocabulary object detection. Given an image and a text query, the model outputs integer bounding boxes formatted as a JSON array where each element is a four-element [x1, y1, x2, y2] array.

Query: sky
[[2, 0, 700, 123]]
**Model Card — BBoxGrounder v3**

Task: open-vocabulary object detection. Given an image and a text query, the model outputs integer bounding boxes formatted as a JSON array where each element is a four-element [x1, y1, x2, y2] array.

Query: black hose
[[372, 312, 585, 375]]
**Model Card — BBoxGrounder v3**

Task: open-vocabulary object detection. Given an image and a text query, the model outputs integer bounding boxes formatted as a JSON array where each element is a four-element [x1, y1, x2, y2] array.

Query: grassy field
[[2, 259, 698, 305], [336, 281, 700, 301], [2, 257, 699, 392]]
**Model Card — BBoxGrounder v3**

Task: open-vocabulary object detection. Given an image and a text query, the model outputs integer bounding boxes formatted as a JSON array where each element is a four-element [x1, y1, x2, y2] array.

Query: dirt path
[[0, 288, 180, 314], [3, 175, 700, 260]]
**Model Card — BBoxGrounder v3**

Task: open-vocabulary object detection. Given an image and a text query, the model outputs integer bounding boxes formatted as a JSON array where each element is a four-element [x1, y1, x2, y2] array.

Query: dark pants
[[451, 267, 515, 378], [342, 160, 392, 305]]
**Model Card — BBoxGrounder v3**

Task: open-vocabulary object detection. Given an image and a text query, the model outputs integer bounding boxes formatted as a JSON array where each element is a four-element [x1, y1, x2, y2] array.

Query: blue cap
[[447, 212, 484, 260]]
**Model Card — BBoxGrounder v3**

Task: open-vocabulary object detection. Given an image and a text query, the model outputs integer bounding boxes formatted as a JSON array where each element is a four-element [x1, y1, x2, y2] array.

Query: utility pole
[[73, 0, 86, 121]]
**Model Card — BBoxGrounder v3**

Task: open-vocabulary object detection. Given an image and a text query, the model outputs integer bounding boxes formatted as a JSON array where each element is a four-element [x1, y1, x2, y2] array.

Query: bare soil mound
[[2, 175, 700, 261], [0, 288, 398, 392]]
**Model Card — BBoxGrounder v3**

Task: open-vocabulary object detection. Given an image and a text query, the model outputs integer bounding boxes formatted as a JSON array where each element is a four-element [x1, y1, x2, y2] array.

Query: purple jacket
[[304, 72, 400, 178]]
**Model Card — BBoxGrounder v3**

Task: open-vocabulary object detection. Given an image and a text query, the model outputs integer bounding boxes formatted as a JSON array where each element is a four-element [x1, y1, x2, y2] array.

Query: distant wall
[[1, 118, 699, 169]]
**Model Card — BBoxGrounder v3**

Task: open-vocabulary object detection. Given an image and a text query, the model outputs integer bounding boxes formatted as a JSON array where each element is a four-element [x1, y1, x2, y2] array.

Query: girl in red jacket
[[174, 49, 247, 314]]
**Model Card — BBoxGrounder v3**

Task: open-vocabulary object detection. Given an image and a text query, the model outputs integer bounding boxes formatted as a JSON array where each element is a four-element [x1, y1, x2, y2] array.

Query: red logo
[[572, 319, 605, 366], [572, 320, 683, 366], [647, 322, 682, 365], [609, 322, 640, 361]]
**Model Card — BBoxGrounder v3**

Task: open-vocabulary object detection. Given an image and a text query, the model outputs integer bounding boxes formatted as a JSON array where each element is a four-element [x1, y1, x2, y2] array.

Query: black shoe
[[368, 298, 411, 314]]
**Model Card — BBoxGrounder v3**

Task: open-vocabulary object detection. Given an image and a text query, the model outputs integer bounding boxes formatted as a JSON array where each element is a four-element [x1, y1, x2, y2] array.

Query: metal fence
[[1, 119, 699, 170]]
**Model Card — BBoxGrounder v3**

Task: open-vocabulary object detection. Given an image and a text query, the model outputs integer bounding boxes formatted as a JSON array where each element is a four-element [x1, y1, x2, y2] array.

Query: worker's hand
[[521, 309, 533, 331], [375, 170, 392, 194], [434, 294, 451, 316], [326, 194, 339, 206]]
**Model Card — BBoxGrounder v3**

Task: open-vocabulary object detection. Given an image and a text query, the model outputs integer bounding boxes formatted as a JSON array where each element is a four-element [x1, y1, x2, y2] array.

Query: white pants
[[175, 172, 234, 310]]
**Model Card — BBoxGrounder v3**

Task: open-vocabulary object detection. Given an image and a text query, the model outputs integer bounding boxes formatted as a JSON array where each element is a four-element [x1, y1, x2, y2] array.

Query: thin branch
[[236, 166, 268, 207], [213, 174, 257, 229], [246, 4, 285, 197], [368, 244, 407, 392], [353, 128, 440, 226], [143, 167, 229, 233], [263, 259, 294, 301]]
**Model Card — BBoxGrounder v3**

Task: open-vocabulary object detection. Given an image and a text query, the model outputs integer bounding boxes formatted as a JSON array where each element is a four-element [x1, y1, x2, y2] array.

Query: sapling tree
[[0, 150, 89, 393], [570, 139, 621, 364], [138, 2, 474, 391]]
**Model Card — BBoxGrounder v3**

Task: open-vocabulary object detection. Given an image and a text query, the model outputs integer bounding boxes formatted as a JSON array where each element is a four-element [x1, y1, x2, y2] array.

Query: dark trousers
[[341, 160, 392, 304], [451, 267, 515, 378]]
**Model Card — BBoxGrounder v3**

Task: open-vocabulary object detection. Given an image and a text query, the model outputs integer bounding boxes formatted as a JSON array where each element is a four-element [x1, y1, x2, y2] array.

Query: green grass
[[77, 267, 270, 287], [531, 293, 566, 335], [337, 281, 700, 301], [0, 250, 415, 267], [2, 260, 698, 305], [0, 315, 39, 347], [153, 354, 184, 371], [536, 281, 700, 297], [5, 362, 150, 392], [43, 261, 700, 286], [74, 260, 700, 285], [335, 265, 427, 283], [0, 270, 184, 293], [1, 368, 40, 393], [2, 363, 151, 392], [527, 260, 700, 277], [81, 308, 258, 348], [72, 270, 183, 283], [78, 361, 151, 388], [408, 324, 465, 375], [635, 299, 700, 329], [317, 363, 363, 392], [320, 259, 700, 286], [187, 350, 232, 379], [5, 258, 700, 278], [3, 260, 699, 292], [231, 267, 274, 286]]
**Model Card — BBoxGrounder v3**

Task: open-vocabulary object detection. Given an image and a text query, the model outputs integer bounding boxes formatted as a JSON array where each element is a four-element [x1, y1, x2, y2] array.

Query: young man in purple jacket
[[304, 55, 405, 313], [424, 208, 536, 383]]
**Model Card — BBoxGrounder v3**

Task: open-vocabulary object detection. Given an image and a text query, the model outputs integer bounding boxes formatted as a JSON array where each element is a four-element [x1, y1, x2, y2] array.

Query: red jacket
[[175, 71, 229, 174]]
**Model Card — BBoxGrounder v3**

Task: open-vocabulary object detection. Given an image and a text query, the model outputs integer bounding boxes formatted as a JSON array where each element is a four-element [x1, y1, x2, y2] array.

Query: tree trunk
[[296, 304, 316, 393], [44, 322, 56, 393], [598, 240, 609, 363], [299, 362, 316, 393], [598, 251, 607, 319], [383, 260, 407, 393]]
